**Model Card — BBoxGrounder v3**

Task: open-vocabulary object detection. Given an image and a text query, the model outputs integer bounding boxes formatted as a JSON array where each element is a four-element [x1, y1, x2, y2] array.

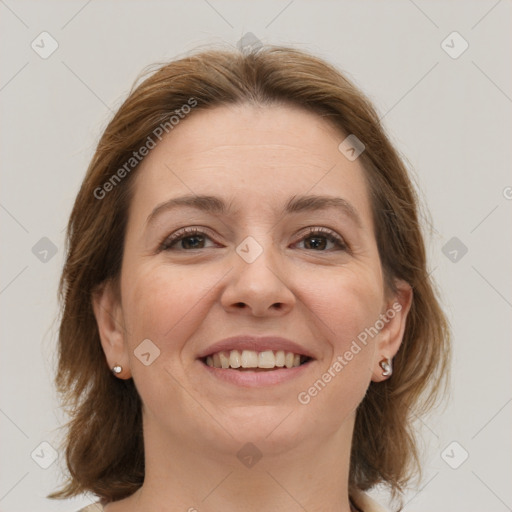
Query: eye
[[159, 227, 217, 251], [293, 227, 348, 252], [159, 226, 348, 252]]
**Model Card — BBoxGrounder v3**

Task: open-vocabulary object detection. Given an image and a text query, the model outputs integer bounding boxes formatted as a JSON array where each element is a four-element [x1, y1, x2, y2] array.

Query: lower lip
[[198, 360, 314, 387]]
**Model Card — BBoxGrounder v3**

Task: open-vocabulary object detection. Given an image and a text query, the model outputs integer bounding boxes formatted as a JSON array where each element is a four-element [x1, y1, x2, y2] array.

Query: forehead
[[145, 103, 343, 164], [130, 103, 374, 228]]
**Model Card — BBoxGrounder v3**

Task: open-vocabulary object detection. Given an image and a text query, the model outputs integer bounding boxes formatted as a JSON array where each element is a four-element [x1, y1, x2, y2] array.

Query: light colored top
[[77, 504, 104, 512], [352, 489, 391, 512], [76, 490, 389, 512]]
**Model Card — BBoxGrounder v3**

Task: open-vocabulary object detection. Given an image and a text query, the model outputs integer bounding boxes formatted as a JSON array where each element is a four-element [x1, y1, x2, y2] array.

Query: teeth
[[258, 350, 275, 368], [229, 350, 241, 368], [204, 349, 307, 369], [241, 349, 258, 368], [219, 351, 230, 369]]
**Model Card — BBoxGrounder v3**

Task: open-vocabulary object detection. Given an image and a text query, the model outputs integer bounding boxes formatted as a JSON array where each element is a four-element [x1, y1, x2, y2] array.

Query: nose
[[220, 237, 296, 317]]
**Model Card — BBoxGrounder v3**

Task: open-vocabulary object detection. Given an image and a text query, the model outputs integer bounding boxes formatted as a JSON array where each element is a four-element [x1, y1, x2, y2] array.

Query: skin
[[93, 103, 412, 512]]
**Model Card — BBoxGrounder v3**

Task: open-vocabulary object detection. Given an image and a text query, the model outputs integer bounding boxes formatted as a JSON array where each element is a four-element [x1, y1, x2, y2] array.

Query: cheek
[[304, 268, 382, 403], [121, 263, 225, 351], [120, 264, 221, 401], [309, 267, 383, 347]]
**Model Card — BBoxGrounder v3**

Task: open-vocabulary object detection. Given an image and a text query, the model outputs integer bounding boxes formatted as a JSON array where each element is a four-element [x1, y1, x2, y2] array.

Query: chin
[[219, 406, 310, 448]]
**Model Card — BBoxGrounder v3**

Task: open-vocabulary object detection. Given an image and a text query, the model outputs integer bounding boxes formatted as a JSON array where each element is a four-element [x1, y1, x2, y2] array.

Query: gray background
[[1, 1, 511, 511]]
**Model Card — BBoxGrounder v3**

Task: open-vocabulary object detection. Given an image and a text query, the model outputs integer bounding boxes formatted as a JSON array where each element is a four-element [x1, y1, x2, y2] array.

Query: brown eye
[[295, 228, 348, 251], [160, 228, 215, 251]]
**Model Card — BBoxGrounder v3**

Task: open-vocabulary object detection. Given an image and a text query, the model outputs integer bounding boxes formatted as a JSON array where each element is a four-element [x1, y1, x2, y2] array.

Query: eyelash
[[158, 227, 349, 253]]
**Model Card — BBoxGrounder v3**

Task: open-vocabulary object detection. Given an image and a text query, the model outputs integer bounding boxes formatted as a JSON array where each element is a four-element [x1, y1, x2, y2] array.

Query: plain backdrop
[[1, 1, 511, 511]]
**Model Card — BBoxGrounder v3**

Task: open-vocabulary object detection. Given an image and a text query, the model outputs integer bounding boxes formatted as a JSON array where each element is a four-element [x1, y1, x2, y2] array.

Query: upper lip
[[196, 335, 316, 360]]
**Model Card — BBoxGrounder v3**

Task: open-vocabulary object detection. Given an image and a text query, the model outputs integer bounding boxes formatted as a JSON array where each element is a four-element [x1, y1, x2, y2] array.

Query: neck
[[114, 412, 357, 512]]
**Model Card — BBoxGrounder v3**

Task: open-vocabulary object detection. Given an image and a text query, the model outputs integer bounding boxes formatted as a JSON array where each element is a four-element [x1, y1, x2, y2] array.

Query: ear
[[371, 279, 413, 382], [92, 279, 132, 379]]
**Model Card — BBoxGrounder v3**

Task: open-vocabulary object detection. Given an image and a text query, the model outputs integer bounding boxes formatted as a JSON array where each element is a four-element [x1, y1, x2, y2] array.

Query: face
[[94, 103, 411, 459]]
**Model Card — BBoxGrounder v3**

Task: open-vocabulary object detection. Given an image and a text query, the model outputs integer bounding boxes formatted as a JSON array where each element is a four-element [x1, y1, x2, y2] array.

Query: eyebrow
[[145, 193, 362, 228]]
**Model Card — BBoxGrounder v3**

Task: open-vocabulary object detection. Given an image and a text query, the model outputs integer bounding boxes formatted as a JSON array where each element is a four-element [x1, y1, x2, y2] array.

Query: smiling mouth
[[200, 349, 312, 371]]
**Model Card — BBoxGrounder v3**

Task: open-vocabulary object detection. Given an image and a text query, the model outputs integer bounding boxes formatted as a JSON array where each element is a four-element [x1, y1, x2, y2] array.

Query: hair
[[50, 44, 451, 508]]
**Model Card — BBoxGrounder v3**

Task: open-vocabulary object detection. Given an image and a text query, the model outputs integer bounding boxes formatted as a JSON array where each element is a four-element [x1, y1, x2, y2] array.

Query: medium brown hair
[[50, 44, 451, 507]]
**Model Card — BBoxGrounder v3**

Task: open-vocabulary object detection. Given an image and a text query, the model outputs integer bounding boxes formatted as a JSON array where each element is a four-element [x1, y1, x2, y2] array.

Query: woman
[[49, 44, 450, 512]]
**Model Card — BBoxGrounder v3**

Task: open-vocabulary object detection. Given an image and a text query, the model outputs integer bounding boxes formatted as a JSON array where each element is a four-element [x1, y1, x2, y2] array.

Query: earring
[[112, 364, 123, 375], [379, 358, 392, 377]]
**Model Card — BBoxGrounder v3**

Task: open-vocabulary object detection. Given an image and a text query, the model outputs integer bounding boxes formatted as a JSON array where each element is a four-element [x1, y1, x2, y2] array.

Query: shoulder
[[75, 503, 105, 512], [351, 488, 390, 512]]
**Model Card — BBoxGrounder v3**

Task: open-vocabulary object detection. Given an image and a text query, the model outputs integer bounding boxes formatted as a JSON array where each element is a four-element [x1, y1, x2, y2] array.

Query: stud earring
[[111, 364, 123, 375], [379, 358, 392, 377]]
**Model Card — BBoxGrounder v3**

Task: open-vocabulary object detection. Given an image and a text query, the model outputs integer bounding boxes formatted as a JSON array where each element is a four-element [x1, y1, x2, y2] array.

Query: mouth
[[195, 336, 317, 387], [199, 349, 313, 371]]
